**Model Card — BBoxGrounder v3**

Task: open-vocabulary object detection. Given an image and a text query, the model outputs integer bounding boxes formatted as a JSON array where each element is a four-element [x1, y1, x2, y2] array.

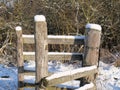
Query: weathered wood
[[22, 35, 34, 44], [48, 52, 83, 60], [24, 71, 35, 76], [24, 70, 53, 76], [22, 35, 85, 45], [42, 66, 97, 87], [83, 24, 102, 66], [48, 35, 85, 45], [16, 26, 24, 90], [34, 15, 48, 88], [81, 24, 102, 88], [23, 52, 35, 60], [23, 52, 83, 61]]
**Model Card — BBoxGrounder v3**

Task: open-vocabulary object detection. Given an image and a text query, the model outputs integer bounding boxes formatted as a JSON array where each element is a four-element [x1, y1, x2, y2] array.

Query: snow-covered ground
[[0, 61, 120, 90]]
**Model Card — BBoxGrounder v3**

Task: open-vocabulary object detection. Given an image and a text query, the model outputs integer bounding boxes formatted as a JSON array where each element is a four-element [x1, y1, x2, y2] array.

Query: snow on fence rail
[[16, 15, 102, 90], [23, 66, 97, 87], [22, 35, 85, 44], [23, 52, 83, 61], [44, 65, 97, 87]]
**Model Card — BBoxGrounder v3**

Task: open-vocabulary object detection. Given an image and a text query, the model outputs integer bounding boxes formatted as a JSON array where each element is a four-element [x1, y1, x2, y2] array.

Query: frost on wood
[[23, 51, 82, 56], [86, 23, 102, 31], [22, 35, 85, 39], [48, 52, 81, 55], [34, 15, 46, 22], [48, 35, 85, 39], [15, 26, 22, 31], [46, 65, 97, 80], [22, 35, 34, 38]]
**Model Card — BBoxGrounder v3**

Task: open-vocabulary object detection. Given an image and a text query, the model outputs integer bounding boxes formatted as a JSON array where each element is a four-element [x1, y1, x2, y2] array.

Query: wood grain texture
[[23, 52, 83, 61], [43, 66, 97, 87], [34, 21, 48, 85], [16, 29, 24, 89], [81, 26, 102, 89], [22, 35, 84, 45]]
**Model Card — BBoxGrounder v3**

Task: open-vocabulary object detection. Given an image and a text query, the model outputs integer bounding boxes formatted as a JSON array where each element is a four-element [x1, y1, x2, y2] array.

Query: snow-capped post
[[16, 26, 24, 89], [81, 24, 102, 87], [34, 15, 48, 89]]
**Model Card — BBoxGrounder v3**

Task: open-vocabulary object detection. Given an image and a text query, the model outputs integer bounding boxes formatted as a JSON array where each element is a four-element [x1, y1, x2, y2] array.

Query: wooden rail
[[43, 66, 97, 87], [20, 66, 97, 89], [22, 35, 85, 45], [23, 52, 83, 61]]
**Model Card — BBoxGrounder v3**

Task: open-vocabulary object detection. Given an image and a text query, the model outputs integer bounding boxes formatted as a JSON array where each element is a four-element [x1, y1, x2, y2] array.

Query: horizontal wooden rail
[[24, 71, 35, 76], [23, 52, 83, 61], [22, 35, 85, 44], [42, 65, 97, 87], [22, 66, 97, 88]]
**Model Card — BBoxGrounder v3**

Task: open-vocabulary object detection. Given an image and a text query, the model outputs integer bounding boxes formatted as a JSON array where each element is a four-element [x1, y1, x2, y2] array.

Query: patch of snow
[[15, 26, 22, 31], [24, 61, 35, 71], [22, 34, 85, 39], [23, 52, 35, 55], [24, 76, 80, 89], [48, 52, 82, 55], [0, 65, 17, 90], [1, 61, 120, 90], [24, 61, 79, 72], [75, 82, 94, 90], [56, 80, 80, 89], [24, 75, 35, 84], [23, 52, 82, 55], [24, 88, 35, 90], [97, 61, 120, 90], [22, 35, 34, 38], [48, 61, 77, 73], [48, 35, 85, 39], [34, 15, 46, 22], [86, 23, 102, 31]]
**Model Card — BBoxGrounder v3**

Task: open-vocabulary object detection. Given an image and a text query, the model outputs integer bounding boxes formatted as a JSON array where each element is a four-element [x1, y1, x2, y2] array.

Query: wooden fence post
[[34, 15, 48, 89], [16, 26, 24, 90], [81, 24, 102, 88]]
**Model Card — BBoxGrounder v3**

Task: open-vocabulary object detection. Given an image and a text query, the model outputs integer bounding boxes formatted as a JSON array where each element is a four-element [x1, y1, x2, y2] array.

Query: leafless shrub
[[0, 0, 120, 64]]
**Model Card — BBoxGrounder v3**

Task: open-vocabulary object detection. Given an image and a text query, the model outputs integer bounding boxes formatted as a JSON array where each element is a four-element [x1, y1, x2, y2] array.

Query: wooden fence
[[16, 15, 102, 90]]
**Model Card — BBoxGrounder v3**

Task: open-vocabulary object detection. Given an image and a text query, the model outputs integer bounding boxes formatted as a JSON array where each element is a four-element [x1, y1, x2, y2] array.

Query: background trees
[[0, 0, 120, 57]]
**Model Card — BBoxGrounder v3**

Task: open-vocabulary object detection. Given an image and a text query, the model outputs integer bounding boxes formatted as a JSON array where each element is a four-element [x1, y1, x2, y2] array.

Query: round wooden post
[[83, 24, 102, 66], [16, 26, 24, 90], [34, 15, 48, 89], [81, 24, 102, 87]]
